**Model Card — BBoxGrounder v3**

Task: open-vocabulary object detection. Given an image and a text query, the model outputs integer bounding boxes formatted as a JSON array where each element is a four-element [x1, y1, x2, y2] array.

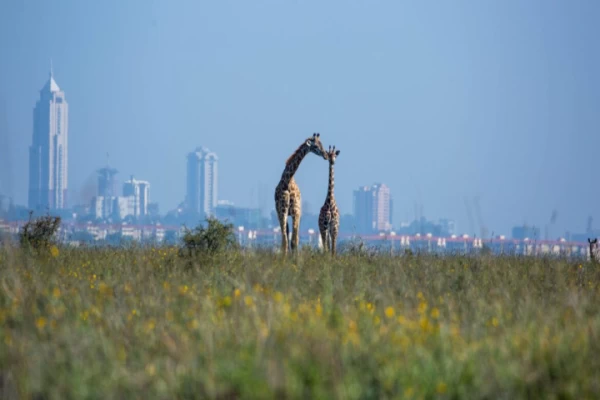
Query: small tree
[[181, 217, 238, 257], [19, 211, 61, 252]]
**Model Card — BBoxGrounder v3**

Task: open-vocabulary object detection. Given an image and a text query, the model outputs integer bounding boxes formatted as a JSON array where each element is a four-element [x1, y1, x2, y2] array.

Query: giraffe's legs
[[289, 186, 301, 254], [319, 228, 328, 252], [277, 191, 291, 255], [291, 214, 301, 253], [331, 225, 339, 256]]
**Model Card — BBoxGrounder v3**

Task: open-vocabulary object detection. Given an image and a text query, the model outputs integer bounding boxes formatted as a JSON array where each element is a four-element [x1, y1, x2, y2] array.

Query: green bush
[[19, 211, 61, 253], [181, 216, 238, 257]]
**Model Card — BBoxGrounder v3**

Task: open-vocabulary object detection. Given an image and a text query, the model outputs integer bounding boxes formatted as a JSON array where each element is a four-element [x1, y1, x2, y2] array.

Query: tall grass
[[1, 246, 599, 399]]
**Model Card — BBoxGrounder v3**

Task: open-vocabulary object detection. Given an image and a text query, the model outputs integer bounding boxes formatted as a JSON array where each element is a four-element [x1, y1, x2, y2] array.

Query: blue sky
[[1, 0, 599, 236]]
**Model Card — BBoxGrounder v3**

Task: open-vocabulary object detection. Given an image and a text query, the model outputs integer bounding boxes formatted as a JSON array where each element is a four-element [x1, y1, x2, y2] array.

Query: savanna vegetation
[[0, 218, 599, 399]]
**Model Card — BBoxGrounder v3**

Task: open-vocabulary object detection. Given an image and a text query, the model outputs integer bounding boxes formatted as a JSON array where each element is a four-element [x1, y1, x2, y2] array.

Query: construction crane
[[473, 196, 488, 239]]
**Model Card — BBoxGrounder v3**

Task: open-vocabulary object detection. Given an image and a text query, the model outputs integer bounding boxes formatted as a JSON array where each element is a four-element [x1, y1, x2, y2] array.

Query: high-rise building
[[28, 66, 69, 210], [123, 175, 150, 218], [353, 183, 393, 233], [186, 147, 218, 219], [97, 166, 118, 197]]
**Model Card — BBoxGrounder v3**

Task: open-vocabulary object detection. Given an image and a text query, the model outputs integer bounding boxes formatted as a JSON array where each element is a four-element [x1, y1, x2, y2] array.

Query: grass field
[[1, 246, 599, 399]]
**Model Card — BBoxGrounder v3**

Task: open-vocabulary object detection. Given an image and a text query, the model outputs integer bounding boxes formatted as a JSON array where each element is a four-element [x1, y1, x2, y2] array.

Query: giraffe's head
[[326, 145, 341, 165], [305, 133, 328, 160]]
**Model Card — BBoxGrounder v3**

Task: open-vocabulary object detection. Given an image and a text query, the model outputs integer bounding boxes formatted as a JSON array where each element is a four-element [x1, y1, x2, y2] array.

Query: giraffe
[[319, 146, 341, 255], [275, 133, 328, 255], [589, 238, 598, 263]]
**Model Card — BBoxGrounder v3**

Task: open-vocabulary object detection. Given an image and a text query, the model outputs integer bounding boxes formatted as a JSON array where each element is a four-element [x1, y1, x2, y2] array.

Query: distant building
[[97, 166, 118, 197], [28, 66, 69, 210], [353, 183, 393, 233], [123, 176, 150, 218], [91, 195, 135, 221], [512, 225, 540, 240], [186, 147, 218, 219], [439, 219, 456, 236], [216, 200, 264, 229]]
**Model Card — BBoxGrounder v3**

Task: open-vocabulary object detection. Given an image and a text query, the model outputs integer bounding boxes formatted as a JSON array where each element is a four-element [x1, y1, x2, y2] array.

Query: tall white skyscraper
[[353, 183, 393, 233], [28, 66, 69, 211], [123, 175, 150, 218], [186, 146, 218, 219]]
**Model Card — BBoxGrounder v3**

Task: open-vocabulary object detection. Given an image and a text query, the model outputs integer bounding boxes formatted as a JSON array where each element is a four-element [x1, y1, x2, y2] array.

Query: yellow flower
[[315, 303, 323, 317], [385, 306, 395, 319], [234, 288, 241, 298], [178, 285, 189, 295], [50, 245, 59, 257], [436, 382, 447, 394], [52, 287, 61, 298], [35, 317, 47, 330], [417, 301, 428, 315], [145, 364, 156, 376], [417, 291, 424, 300], [244, 296, 254, 307], [222, 296, 232, 307], [491, 317, 499, 327], [144, 318, 156, 333], [430, 307, 440, 319], [273, 291, 283, 303]]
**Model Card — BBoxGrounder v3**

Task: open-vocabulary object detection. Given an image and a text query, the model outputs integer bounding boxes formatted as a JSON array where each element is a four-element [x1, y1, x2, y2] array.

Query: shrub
[[19, 211, 61, 253], [181, 216, 238, 257]]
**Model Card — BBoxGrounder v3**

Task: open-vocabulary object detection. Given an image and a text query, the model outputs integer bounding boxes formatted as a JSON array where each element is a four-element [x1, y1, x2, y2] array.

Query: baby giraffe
[[319, 146, 341, 255], [589, 238, 598, 263]]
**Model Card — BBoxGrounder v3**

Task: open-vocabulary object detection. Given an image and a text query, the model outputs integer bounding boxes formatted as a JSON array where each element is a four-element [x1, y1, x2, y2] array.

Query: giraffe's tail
[[286, 220, 290, 239]]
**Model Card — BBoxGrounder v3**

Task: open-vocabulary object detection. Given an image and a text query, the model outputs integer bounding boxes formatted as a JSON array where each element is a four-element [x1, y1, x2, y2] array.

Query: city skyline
[[1, 1, 599, 237]]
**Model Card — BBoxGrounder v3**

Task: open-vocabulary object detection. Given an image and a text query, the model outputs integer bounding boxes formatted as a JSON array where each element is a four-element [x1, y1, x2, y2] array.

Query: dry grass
[[1, 246, 599, 399]]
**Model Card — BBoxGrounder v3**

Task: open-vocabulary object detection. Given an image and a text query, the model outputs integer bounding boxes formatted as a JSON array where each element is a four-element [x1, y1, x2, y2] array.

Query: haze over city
[[1, 0, 599, 237]]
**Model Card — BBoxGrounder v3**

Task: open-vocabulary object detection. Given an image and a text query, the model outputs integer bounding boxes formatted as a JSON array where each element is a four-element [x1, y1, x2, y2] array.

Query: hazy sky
[[1, 0, 599, 237]]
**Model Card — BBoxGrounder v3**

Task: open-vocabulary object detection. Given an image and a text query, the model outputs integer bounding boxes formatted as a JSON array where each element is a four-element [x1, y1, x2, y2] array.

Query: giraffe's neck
[[326, 162, 335, 204], [280, 145, 309, 185]]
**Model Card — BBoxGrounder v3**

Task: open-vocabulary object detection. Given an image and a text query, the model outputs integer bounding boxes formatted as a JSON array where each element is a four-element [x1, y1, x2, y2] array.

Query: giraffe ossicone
[[275, 133, 328, 255]]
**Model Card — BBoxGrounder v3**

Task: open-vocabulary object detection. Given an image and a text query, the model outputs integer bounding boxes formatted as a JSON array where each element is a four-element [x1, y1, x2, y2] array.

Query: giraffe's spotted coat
[[319, 146, 340, 255], [275, 133, 328, 255]]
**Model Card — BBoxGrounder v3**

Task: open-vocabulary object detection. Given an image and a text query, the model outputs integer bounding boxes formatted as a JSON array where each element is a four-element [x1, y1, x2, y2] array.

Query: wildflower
[[436, 382, 447, 394], [491, 317, 499, 327], [273, 291, 283, 303], [163, 281, 170, 291], [244, 296, 254, 307], [80, 310, 89, 321], [52, 287, 61, 298], [144, 318, 156, 333], [385, 306, 395, 319], [315, 303, 323, 317], [417, 301, 428, 315], [50, 245, 59, 258], [178, 285, 189, 295], [35, 317, 47, 330], [234, 288, 241, 298], [222, 296, 232, 307], [417, 291, 424, 300], [145, 364, 156, 376], [373, 316, 381, 326], [419, 317, 430, 332], [430, 307, 440, 319]]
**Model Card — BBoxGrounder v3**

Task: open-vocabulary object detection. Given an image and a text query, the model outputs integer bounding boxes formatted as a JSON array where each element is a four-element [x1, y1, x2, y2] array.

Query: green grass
[[1, 246, 599, 399]]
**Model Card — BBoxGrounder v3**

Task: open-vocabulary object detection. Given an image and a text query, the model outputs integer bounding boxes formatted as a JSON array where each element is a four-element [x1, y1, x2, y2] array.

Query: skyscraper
[[186, 147, 218, 219], [353, 183, 393, 233], [28, 66, 69, 211], [123, 175, 150, 218]]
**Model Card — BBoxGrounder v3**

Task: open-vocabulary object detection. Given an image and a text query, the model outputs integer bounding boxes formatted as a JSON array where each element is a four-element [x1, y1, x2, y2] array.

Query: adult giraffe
[[275, 133, 328, 255]]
